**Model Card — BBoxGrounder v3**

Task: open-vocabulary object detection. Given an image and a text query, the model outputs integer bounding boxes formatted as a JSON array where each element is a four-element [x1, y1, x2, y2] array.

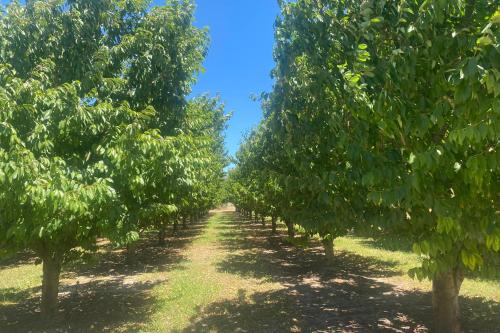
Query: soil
[[0, 209, 498, 333]]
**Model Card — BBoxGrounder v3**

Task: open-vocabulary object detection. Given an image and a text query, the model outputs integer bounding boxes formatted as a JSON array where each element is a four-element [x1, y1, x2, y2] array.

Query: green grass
[[0, 262, 41, 305], [334, 235, 500, 301], [145, 213, 283, 332], [0, 212, 498, 332]]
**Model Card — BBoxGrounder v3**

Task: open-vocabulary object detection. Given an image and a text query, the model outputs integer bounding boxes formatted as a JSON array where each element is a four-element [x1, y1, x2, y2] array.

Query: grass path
[[146, 210, 285, 332], [0, 209, 498, 332], [146, 210, 499, 333]]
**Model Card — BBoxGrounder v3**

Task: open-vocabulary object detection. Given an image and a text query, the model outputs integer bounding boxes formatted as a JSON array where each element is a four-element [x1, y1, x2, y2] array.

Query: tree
[[0, 0, 214, 315], [232, 0, 499, 331], [340, 2, 499, 331]]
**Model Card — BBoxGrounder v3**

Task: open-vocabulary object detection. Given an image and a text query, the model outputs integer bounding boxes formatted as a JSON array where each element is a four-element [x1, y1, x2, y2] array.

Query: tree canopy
[[229, 1, 499, 332], [0, 0, 227, 315]]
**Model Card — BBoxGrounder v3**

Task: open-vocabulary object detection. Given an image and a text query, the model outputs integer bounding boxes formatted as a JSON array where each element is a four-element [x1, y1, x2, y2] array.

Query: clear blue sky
[[0, 0, 280, 157], [186, 0, 279, 157], [159, 0, 279, 158]]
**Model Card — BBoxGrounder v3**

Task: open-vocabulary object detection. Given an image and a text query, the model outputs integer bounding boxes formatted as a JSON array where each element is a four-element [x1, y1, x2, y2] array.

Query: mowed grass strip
[[145, 212, 284, 332], [334, 236, 500, 302], [0, 212, 498, 332], [0, 262, 41, 306]]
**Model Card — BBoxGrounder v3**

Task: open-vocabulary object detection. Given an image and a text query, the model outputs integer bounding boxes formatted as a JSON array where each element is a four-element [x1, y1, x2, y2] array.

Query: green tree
[[343, 2, 499, 331], [0, 0, 213, 315], [233, 0, 499, 331]]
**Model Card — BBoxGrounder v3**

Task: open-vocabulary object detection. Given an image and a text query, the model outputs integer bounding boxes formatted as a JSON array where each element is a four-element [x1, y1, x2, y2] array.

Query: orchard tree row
[[228, 1, 499, 332], [0, 0, 227, 315]]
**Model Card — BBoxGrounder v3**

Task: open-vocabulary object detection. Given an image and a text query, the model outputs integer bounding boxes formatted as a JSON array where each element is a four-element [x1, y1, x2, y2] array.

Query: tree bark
[[126, 242, 137, 263], [158, 222, 166, 246], [432, 268, 464, 333], [261, 215, 265, 226], [173, 219, 179, 234], [41, 253, 62, 316], [271, 216, 277, 235], [182, 216, 187, 229], [322, 237, 334, 260], [285, 220, 295, 238]]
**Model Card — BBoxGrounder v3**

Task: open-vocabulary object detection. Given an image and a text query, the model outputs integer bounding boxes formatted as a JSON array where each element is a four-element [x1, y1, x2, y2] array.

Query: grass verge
[[334, 235, 500, 301]]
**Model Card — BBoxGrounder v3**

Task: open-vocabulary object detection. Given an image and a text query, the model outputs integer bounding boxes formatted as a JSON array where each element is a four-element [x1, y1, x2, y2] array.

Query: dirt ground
[[0, 210, 498, 332]]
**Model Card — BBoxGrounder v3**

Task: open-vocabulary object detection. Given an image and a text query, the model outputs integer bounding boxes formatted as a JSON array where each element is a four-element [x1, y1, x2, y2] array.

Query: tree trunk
[[158, 225, 166, 246], [126, 242, 137, 263], [322, 237, 334, 260], [271, 216, 277, 234], [41, 253, 62, 316], [173, 219, 179, 234], [432, 268, 464, 333], [261, 216, 265, 226], [182, 216, 187, 229], [285, 220, 295, 238]]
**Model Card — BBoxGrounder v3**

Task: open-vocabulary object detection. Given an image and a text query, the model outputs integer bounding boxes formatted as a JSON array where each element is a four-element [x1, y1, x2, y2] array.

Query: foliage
[[0, 0, 227, 313], [229, 0, 499, 330]]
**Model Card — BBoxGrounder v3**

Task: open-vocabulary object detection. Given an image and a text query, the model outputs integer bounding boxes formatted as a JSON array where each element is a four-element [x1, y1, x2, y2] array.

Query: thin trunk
[[322, 237, 334, 260], [271, 216, 277, 234], [173, 219, 179, 234], [126, 242, 137, 263], [158, 222, 166, 246], [41, 253, 62, 316], [432, 268, 464, 333], [261, 216, 265, 226], [285, 220, 295, 238], [182, 216, 187, 229]]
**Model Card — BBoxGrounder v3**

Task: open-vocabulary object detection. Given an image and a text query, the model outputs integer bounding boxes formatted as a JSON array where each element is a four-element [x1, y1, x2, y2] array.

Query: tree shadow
[[179, 283, 499, 333], [181, 213, 500, 333], [0, 217, 209, 333], [356, 237, 500, 284], [0, 276, 162, 333], [358, 236, 414, 253], [63, 221, 208, 278]]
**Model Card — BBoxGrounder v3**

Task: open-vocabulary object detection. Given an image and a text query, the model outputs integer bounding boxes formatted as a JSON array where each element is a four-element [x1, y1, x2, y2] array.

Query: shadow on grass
[[182, 212, 500, 333], [358, 236, 414, 253], [0, 215, 210, 333], [355, 236, 500, 284], [0, 251, 38, 269]]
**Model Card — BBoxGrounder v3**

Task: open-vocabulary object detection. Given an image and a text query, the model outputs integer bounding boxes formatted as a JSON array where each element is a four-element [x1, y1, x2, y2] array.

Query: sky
[[185, 0, 280, 158], [0, 0, 280, 158]]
